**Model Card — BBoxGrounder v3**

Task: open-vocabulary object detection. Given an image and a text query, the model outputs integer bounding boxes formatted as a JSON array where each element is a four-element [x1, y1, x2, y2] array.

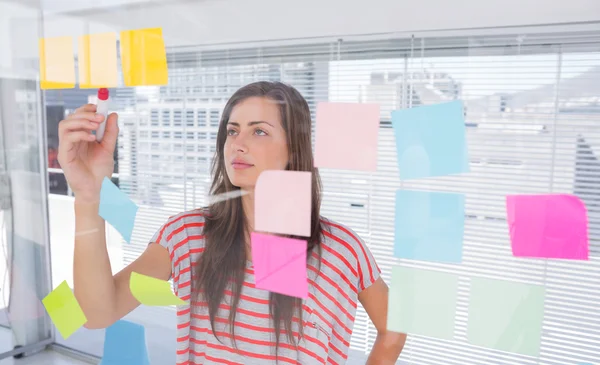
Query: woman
[[59, 81, 406, 364]]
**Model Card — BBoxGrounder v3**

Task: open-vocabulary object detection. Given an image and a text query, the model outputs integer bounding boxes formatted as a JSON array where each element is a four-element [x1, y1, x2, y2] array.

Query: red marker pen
[[96, 88, 109, 142]]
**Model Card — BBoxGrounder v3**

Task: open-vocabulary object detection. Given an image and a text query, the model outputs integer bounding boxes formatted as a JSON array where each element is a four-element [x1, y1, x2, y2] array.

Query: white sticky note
[[315, 102, 380, 171], [255, 170, 311, 237]]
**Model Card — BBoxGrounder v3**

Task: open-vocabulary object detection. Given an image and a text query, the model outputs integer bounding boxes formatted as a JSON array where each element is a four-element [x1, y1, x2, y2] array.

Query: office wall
[[153, 0, 600, 45], [47, 0, 600, 47], [2, 0, 600, 62]]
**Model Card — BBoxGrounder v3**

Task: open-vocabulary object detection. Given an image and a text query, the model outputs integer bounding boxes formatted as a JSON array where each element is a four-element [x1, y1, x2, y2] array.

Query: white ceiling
[[7, 0, 600, 50], [40, 0, 185, 14]]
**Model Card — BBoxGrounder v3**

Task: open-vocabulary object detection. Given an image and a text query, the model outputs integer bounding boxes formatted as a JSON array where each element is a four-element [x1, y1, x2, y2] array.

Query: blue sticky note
[[394, 190, 464, 263], [100, 320, 150, 365], [391, 100, 469, 180], [99, 177, 138, 243]]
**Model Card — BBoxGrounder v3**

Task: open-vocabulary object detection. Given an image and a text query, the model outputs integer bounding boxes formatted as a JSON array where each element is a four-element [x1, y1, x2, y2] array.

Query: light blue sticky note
[[100, 320, 150, 365], [99, 177, 138, 243], [391, 100, 469, 180], [394, 190, 464, 263]]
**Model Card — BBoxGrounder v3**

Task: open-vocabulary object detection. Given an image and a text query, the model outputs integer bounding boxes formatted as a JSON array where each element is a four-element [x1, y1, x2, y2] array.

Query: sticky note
[[42, 281, 87, 339], [39, 36, 75, 89], [315, 102, 380, 171], [100, 320, 150, 365], [251, 232, 308, 299], [468, 277, 545, 357], [506, 194, 588, 260], [391, 101, 469, 179], [120, 27, 168, 86], [387, 266, 457, 340], [255, 170, 311, 237], [394, 190, 464, 263], [78, 32, 118, 88], [99, 177, 139, 243], [129, 272, 185, 306]]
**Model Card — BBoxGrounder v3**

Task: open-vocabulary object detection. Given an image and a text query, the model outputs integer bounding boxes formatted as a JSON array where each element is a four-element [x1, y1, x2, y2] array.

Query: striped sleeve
[[149, 216, 180, 281], [322, 218, 382, 293], [353, 233, 381, 293]]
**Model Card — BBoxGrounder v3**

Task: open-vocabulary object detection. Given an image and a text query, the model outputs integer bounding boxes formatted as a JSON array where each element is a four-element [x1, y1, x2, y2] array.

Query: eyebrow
[[227, 121, 274, 127]]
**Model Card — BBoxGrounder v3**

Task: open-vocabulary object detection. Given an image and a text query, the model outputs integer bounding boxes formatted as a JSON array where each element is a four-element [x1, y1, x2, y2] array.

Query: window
[[197, 110, 207, 127], [209, 109, 220, 127], [45, 26, 600, 365], [140, 131, 149, 138], [174, 131, 183, 139], [174, 110, 182, 127], [151, 131, 159, 139], [151, 109, 159, 126], [186, 110, 195, 127], [186, 132, 195, 140], [208, 132, 217, 152], [163, 131, 171, 139], [162, 110, 171, 126]]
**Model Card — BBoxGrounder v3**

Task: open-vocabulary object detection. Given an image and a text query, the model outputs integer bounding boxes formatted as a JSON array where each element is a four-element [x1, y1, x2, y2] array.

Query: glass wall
[[0, 0, 596, 363], [0, 0, 54, 360], [43, 25, 600, 365]]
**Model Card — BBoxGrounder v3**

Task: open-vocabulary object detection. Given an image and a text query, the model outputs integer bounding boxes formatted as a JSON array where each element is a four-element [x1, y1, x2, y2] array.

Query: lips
[[231, 158, 254, 169]]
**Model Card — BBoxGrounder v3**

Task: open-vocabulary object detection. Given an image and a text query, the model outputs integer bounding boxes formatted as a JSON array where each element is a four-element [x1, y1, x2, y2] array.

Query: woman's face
[[224, 96, 289, 189]]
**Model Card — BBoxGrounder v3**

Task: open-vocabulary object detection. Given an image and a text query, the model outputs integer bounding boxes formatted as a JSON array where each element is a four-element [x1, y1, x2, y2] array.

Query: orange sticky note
[[255, 170, 311, 237], [78, 32, 118, 88], [120, 28, 168, 86], [315, 102, 380, 171], [39, 36, 76, 89]]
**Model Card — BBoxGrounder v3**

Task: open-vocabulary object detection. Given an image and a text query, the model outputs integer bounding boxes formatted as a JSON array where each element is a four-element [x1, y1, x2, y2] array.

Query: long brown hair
[[194, 81, 323, 356]]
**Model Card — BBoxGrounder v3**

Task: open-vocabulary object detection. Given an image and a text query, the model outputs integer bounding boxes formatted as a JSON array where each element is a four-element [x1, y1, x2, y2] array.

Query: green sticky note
[[387, 266, 458, 340], [468, 277, 545, 357], [42, 280, 87, 339], [130, 272, 186, 306]]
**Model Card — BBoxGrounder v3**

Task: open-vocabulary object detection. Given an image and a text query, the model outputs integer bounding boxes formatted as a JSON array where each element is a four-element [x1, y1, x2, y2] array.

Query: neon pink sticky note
[[255, 170, 311, 237], [315, 102, 380, 171], [506, 194, 589, 260], [251, 232, 308, 299]]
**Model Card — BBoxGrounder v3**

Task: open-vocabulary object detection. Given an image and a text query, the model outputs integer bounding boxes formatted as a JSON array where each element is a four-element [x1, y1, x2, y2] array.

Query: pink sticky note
[[506, 194, 589, 260], [251, 232, 308, 299], [255, 170, 311, 237], [315, 102, 380, 171]]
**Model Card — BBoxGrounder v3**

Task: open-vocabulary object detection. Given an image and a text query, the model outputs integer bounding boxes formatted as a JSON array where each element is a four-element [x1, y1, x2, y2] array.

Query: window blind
[[46, 25, 600, 364]]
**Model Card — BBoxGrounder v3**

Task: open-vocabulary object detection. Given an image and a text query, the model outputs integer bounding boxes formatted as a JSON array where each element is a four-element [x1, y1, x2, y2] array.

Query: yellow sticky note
[[78, 32, 118, 88], [119, 28, 168, 86], [42, 281, 87, 339], [39, 36, 76, 89], [130, 272, 185, 306]]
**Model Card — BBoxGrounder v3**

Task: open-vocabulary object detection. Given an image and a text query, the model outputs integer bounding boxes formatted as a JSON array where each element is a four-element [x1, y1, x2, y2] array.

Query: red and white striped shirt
[[151, 209, 381, 365]]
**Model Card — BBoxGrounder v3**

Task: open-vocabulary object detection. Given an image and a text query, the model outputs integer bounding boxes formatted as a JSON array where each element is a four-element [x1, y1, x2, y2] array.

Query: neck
[[241, 189, 255, 261], [241, 188, 255, 233]]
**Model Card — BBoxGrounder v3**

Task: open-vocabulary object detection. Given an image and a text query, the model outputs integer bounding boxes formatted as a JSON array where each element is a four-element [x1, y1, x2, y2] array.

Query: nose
[[230, 133, 248, 153]]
